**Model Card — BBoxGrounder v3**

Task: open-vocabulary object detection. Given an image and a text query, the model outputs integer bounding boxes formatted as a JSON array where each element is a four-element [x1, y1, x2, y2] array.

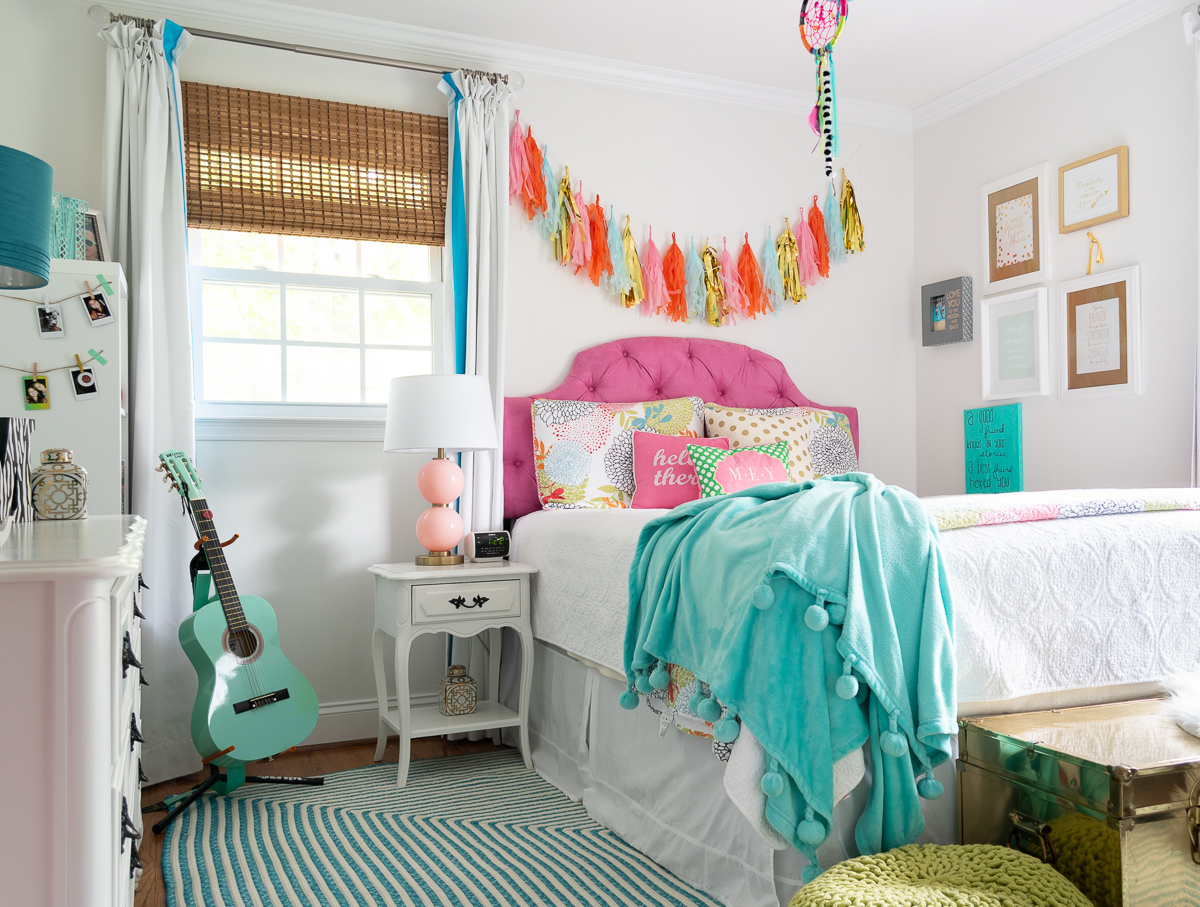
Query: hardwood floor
[[135, 736, 507, 907]]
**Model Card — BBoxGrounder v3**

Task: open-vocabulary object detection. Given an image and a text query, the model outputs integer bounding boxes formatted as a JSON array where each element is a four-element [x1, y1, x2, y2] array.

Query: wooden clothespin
[[82, 279, 93, 298], [32, 362, 38, 379], [74, 353, 85, 372]]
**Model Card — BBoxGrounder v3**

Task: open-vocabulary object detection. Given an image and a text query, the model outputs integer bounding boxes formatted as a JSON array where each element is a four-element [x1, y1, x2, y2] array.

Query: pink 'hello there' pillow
[[630, 432, 730, 509]]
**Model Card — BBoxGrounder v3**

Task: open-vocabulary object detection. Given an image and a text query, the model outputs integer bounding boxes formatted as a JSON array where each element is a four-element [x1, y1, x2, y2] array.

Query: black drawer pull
[[133, 600, 146, 621], [122, 631, 142, 678], [138, 759, 148, 784], [449, 595, 466, 608], [130, 714, 144, 749], [120, 796, 142, 852], [472, 595, 489, 607], [130, 847, 143, 876]]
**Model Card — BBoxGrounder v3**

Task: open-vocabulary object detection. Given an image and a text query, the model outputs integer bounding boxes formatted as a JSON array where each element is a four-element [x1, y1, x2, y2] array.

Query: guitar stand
[[144, 763, 326, 834]]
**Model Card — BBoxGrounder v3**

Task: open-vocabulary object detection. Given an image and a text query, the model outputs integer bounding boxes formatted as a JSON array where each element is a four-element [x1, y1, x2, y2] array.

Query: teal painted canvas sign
[[964, 403, 1023, 494]]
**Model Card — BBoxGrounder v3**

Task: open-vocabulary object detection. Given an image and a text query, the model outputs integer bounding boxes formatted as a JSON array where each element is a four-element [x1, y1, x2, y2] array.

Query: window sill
[[196, 416, 385, 442]]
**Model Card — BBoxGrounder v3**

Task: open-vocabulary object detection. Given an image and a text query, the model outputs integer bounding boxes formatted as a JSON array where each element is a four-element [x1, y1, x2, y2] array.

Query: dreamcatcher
[[799, 0, 848, 178]]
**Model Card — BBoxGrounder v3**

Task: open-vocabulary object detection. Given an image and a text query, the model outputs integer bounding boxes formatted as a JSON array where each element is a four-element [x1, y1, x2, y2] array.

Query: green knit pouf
[[787, 844, 1093, 907]]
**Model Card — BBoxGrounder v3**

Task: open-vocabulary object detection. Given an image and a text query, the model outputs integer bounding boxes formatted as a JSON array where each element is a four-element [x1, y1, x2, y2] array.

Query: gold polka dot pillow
[[702, 404, 858, 482]]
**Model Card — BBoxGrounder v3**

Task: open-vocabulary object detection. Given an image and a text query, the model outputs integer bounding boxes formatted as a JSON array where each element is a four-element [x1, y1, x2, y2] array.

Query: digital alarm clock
[[464, 530, 510, 562]]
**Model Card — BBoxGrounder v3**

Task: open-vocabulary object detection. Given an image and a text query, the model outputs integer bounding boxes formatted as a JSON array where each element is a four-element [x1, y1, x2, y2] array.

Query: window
[[189, 229, 442, 418], [180, 82, 449, 425]]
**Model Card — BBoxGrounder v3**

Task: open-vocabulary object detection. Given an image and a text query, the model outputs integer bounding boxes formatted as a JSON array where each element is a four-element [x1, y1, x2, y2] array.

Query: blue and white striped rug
[[163, 750, 724, 906]]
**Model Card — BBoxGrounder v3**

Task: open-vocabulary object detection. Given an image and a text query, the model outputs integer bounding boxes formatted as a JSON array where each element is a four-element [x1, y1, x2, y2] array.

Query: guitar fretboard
[[191, 497, 248, 632]]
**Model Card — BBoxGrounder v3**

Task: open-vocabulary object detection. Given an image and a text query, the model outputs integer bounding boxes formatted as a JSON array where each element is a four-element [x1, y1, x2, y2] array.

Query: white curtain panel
[[439, 71, 513, 709], [102, 20, 200, 783], [1188, 9, 1200, 485]]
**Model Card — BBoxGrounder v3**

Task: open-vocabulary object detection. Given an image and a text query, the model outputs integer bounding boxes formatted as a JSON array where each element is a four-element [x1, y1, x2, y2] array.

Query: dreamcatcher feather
[[800, 0, 848, 178]]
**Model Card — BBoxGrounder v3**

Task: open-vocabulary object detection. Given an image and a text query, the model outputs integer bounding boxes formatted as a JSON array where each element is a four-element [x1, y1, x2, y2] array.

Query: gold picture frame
[[1058, 266, 1140, 398], [980, 163, 1052, 294], [1058, 146, 1128, 234]]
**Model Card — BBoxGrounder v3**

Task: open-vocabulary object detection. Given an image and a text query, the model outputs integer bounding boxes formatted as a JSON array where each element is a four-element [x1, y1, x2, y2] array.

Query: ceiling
[[271, 0, 1164, 109]]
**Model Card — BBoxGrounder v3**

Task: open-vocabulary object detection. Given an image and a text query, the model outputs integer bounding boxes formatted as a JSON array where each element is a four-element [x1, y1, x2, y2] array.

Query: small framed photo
[[1059, 146, 1128, 234], [980, 287, 1049, 400], [1059, 265, 1140, 398], [69, 368, 99, 401], [36, 303, 65, 339], [921, 276, 973, 346], [84, 210, 109, 262], [22, 375, 49, 411], [80, 290, 115, 327], [980, 163, 1052, 294]]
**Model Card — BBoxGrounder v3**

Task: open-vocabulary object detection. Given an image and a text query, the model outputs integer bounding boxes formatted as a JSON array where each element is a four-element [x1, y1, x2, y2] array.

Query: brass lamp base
[[416, 551, 465, 566]]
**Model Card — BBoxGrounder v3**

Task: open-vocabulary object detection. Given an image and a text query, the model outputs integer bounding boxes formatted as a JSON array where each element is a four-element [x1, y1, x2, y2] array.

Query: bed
[[499, 337, 1200, 907]]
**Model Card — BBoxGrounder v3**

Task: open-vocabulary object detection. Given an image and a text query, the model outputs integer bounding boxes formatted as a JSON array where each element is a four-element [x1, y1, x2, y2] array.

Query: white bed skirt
[[525, 640, 960, 907]]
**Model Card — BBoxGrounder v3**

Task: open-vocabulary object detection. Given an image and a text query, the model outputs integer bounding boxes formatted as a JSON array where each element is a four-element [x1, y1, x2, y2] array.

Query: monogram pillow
[[687, 441, 792, 498], [532, 397, 704, 509], [703, 404, 857, 481]]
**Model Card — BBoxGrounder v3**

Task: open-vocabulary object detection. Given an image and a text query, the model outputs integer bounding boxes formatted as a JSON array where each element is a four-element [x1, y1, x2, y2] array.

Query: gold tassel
[[701, 240, 727, 326], [554, 168, 579, 264], [621, 216, 645, 308], [775, 219, 806, 303], [841, 169, 865, 254]]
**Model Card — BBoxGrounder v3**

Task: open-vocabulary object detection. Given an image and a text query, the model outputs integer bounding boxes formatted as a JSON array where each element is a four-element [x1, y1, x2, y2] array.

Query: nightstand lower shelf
[[381, 700, 522, 739]]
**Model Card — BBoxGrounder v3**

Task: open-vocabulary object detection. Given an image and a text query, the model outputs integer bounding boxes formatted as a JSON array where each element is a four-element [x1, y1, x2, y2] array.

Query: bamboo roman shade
[[181, 82, 447, 245]]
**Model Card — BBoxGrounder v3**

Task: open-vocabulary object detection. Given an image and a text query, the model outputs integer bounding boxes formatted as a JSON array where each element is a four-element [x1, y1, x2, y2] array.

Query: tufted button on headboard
[[503, 336, 859, 520]]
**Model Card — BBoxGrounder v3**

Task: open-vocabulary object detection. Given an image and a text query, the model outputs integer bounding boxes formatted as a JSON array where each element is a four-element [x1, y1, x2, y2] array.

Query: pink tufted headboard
[[503, 337, 859, 521]]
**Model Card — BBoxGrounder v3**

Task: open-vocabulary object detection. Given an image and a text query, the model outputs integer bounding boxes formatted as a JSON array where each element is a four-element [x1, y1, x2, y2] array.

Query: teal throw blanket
[[622, 474, 956, 881]]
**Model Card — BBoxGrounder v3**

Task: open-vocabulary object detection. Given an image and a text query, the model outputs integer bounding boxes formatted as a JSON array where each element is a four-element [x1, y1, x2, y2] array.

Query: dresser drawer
[[411, 580, 520, 625]]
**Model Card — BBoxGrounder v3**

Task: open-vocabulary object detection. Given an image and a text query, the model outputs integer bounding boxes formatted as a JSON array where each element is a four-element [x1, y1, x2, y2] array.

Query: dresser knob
[[130, 714, 144, 749], [133, 599, 146, 621], [122, 631, 142, 677], [138, 759, 149, 784]]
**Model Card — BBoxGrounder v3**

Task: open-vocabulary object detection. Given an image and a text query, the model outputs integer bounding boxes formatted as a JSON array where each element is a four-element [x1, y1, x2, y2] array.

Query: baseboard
[[309, 693, 440, 746]]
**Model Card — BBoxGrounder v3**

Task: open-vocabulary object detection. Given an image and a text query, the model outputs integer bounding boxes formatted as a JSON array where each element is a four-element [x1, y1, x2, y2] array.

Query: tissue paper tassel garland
[[605, 209, 633, 298], [796, 212, 821, 286], [685, 240, 707, 323], [701, 241, 727, 327], [760, 228, 783, 313], [776, 219, 807, 303], [509, 113, 530, 206], [737, 234, 767, 318], [662, 233, 688, 322], [718, 238, 748, 321], [807, 196, 830, 278], [841, 168, 865, 253], [823, 183, 846, 265], [537, 146, 558, 241], [586, 197, 613, 287], [640, 229, 670, 317], [620, 216, 646, 308], [570, 183, 592, 274], [523, 131, 547, 220], [553, 170, 578, 263]]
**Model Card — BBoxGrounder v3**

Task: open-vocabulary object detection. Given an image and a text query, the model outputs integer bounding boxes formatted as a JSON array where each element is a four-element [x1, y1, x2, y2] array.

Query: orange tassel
[[523, 129, 546, 220], [737, 234, 766, 319], [662, 233, 687, 322], [586, 196, 613, 287], [807, 196, 830, 279]]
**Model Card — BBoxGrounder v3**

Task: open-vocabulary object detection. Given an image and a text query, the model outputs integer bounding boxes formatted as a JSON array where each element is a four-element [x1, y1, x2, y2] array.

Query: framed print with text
[[1059, 265, 1140, 399], [980, 163, 1052, 294], [980, 287, 1049, 400], [1059, 146, 1128, 233]]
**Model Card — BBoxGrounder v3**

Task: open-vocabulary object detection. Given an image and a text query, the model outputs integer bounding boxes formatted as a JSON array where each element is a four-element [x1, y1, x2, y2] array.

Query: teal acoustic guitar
[[159, 449, 319, 768]]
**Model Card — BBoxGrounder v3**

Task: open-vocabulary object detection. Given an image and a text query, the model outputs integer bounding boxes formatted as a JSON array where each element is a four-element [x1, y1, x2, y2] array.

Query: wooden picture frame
[[980, 287, 1049, 401], [84, 209, 108, 262], [980, 163, 1052, 294], [1059, 146, 1128, 233], [1059, 265, 1140, 398]]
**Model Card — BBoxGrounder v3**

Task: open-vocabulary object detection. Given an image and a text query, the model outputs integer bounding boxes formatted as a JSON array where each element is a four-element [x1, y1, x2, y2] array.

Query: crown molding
[[96, 0, 913, 130], [912, 0, 1184, 130]]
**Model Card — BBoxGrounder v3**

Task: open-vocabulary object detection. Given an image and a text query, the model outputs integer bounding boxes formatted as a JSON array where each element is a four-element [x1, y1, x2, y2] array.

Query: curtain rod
[[88, 5, 524, 88]]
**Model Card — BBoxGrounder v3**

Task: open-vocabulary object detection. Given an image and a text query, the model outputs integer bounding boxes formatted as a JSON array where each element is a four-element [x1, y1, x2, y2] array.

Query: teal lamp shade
[[0, 146, 53, 288]]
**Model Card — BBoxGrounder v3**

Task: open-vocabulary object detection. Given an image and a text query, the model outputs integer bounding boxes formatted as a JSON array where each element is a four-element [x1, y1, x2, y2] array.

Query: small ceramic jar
[[439, 664, 478, 717], [31, 448, 88, 520]]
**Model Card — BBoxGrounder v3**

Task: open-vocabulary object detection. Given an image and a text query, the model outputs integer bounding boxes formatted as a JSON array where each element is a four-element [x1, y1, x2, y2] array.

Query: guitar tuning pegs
[[162, 475, 170, 483], [154, 463, 164, 472]]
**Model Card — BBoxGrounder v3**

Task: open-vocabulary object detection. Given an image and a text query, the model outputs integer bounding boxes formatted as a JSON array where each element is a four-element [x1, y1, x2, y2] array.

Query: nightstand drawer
[[411, 580, 520, 625]]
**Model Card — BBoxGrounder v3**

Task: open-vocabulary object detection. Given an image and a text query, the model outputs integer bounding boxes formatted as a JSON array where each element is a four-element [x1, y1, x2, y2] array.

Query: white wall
[[3, 0, 917, 756], [912, 13, 1196, 496]]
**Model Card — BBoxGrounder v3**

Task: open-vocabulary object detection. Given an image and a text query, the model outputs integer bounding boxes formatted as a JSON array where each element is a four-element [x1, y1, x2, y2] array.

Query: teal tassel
[[751, 582, 775, 611], [917, 776, 944, 800], [650, 663, 670, 691], [713, 706, 740, 743], [697, 696, 722, 724], [835, 658, 859, 700], [805, 603, 829, 632], [537, 146, 558, 242], [605, 207, 633, 296], [880, 711, 908, 758], [684, 240, 706, 323], [688, 688, 707, 714], [760, 228, 783, 313], [824, 185, 846, 265], [618, 688, 640, 710], [761, 760, 785, 798], [796, 808, 826, 846], [827, 602, 846, 625], [634, 671, 653, 694]]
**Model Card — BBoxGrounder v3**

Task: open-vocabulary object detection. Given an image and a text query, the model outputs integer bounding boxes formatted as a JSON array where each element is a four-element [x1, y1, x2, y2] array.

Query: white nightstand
[[368, 560, 538, 787]]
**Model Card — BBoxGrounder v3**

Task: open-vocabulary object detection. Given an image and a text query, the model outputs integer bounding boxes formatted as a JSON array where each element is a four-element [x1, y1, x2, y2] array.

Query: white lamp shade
[[383, 374, 499, 453]]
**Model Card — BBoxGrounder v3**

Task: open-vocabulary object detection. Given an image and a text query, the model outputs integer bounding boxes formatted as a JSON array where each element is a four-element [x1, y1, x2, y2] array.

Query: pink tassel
[[570, 184, 592, 274], [509, 112, 529, 203], [718, 237, 747, 321], [797, 209, 821, 286], [640, 228, 670, 317]]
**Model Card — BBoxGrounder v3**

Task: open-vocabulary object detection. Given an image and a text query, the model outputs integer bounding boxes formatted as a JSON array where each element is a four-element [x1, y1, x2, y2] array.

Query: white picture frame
[[980, 163, 1053, 294], [980, 287, 1049, 400], [1059, 265, 1141, 399]]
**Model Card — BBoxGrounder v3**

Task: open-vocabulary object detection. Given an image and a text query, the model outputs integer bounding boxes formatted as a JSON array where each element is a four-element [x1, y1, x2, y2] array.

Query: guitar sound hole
[[222, 625, 264, 664]]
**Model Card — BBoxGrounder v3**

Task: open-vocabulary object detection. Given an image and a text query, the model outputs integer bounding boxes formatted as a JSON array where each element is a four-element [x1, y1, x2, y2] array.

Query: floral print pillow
[[532, 397, 704, 509], [703, 404, 857, 482]]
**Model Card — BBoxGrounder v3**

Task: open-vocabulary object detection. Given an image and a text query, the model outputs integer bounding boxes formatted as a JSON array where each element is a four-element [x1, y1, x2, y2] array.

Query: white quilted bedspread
[[511, 504, 1200, 704]]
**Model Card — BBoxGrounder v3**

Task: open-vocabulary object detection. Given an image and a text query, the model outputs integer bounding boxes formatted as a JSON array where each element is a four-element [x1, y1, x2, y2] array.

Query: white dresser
[[0, 516, 147, 907]]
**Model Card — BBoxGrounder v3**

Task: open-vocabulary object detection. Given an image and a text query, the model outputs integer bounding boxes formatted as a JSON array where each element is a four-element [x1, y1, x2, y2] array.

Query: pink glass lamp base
[[415, 451, 466, 565]]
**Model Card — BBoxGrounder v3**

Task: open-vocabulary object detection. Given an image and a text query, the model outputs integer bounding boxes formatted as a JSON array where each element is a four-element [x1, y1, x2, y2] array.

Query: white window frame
[[188, 238, 444, 441]]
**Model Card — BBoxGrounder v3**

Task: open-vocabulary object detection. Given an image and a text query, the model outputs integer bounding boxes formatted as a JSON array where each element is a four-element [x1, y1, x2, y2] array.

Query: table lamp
[[0, 145, 53, 289], [384, 374, 499, 565]]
